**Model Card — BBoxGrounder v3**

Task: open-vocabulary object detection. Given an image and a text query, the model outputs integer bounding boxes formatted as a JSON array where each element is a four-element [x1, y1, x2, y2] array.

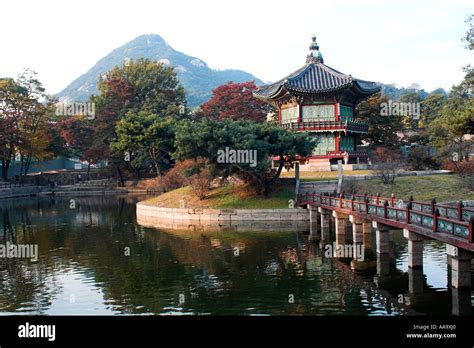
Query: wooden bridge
[[297, 192, 474, 290]]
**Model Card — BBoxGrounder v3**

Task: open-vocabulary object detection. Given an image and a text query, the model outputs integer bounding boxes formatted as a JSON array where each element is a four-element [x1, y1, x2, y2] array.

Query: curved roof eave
[[352, 79, 381, 95], [253, 62, 380, 100]]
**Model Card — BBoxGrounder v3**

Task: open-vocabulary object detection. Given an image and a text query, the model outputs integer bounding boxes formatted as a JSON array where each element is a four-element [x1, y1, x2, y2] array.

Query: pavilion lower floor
[[273, 151, 370, 172]]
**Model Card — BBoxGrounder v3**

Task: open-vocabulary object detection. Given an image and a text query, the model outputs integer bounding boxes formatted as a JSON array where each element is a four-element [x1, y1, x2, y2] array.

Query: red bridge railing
[[297, 192, 474, 243]]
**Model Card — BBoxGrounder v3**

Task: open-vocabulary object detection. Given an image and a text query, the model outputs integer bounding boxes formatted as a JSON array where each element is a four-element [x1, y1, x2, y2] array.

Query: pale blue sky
[[1, 0, 472, 95]]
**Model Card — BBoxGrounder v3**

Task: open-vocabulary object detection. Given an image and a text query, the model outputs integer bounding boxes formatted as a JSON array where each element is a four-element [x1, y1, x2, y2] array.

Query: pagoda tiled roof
[[254, 62, 380, 100]]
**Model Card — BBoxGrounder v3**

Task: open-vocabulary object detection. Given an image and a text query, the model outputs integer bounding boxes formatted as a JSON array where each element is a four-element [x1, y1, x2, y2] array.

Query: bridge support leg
[[373, 221, 390, 254], [403, 229, 425, 269], [345, 222, 353, 244], [408, 267, 424, 294], [318, 207, 331, 244], [349, 215, 365, 261], [446, 245, 472, 289], [451, 288, 472, 315], [375, 251, 390, 276], [333, 211, 348, 246], [372, 222, 391, 276], [309, 206, 320, 241], [349, 216, 363, 245], [362, 221, 372, 252]]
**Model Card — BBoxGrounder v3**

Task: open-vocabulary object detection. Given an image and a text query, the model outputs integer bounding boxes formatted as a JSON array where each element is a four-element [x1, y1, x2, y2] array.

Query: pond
[[0, 195, 471, 315]]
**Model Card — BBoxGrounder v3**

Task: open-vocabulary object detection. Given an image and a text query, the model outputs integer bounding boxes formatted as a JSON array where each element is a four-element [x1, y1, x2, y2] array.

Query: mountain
[[379, 83, 448, 100], [56, 34, 263, 107]]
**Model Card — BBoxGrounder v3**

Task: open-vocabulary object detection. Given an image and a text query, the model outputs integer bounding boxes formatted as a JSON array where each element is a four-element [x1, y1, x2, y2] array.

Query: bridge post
[[309, 205, 320, 241], [408, 267, 424, 294], [372, 221, 390, 254], [333, 211, 348, 246], [309, 205, 319, 224], [349, 215, 364, 246], [446, 245, 472, 288], [372, 221, 391, 276], [403, 229, 426, 269], [362, 221, 372, 252], [362, 221, 372, 235], [349, 215, 366, 263], [451, 288, 472, 315], [318, 207, 331, 242]]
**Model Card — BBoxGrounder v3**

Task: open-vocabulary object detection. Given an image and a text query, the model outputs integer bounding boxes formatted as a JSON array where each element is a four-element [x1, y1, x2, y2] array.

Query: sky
[[1, 0, 472, 95]]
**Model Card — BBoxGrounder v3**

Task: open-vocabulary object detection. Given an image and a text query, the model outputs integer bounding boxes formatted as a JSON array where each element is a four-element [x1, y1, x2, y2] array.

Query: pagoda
[[253, 35, 380, 170]]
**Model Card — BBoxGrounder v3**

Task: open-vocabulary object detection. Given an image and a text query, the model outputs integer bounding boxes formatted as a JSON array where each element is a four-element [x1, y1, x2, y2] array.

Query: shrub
[[373, 147, 404, 184], [157, 158, 213, 199], [407, 146, 439, 170], [159, 159, 199, 192], [188, 167, 212, 200], [443, 160, 474, 190]]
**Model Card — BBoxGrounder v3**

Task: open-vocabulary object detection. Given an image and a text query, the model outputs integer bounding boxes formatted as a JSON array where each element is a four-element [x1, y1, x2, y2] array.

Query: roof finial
[[306, 34, 324, 64]]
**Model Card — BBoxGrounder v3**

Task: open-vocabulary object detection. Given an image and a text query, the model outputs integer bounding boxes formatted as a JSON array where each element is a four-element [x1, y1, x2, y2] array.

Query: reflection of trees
[[0, 195, 432, 316], [0, 256, 63, 314], [0, 198, 372, 315], [2, 208, 15, 243], [0, 195, 144, 228], [0, 195, 145, 314], [1, 202, 65, 314]]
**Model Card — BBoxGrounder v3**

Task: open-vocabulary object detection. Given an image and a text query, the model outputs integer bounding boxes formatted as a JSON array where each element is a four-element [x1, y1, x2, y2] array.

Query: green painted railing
[[298, 192, 474, 243]]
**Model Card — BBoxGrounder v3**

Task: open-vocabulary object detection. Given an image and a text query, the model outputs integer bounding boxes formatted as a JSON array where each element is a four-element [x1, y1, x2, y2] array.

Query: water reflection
[[0, 195, 472, 315]]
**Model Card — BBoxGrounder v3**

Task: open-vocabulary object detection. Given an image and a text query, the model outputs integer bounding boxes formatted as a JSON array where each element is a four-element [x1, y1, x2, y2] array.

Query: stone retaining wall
[[136, 202, 309, 223], [137, 214, 310, 232], [0, 186, 147, 199], [0, 186, 42, 199]]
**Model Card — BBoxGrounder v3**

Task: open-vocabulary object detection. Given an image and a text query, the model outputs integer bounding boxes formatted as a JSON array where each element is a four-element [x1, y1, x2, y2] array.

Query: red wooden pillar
[[383, 200, 389, 219], [468, 216, 474, 243], [298, 103, 302, 123], [278, 107, 282, 124], [457, 201, 463, 221], [335, 132, 340, 153]]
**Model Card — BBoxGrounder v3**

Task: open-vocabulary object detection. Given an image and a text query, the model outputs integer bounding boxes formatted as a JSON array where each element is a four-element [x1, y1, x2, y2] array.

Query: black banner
[[0, 315, 472, 346]]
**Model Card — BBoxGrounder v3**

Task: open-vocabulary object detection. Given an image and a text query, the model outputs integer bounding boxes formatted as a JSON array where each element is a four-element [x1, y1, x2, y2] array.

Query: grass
[[280, 169, 375, 182], [140, 174, 473, 208], [345, 174, 474, 202], [141, 184, 295, 209]]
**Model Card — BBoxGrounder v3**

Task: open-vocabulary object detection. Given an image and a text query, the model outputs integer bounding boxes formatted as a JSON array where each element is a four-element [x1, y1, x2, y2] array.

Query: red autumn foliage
[[198, 81, 272, 122]]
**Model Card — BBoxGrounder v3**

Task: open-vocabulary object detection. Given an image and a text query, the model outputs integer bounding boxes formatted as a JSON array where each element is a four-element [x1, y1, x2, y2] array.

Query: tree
[[174, 118, 315, 196], [420, 93, 446, 126], [57, 116, 101, 178], [356, 93, 403, 147], [197, 81, 273, 122], [427, 14, 474, 163], [407, 146, 439, 170], [429, 88, 448, 98], [89, 58, 187, 184], [0, 70, 55, 181], [399, 91, 423, 129], [111, 111, 175, 177], [463, 14, 474, 50], [0, 78, 23, 180], [428, 98, 474, 157]]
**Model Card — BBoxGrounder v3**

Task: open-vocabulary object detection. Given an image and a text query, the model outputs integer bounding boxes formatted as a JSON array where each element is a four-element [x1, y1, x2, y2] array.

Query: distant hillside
[[379, 83, 448, 100], [56, 34, 263, 107]]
